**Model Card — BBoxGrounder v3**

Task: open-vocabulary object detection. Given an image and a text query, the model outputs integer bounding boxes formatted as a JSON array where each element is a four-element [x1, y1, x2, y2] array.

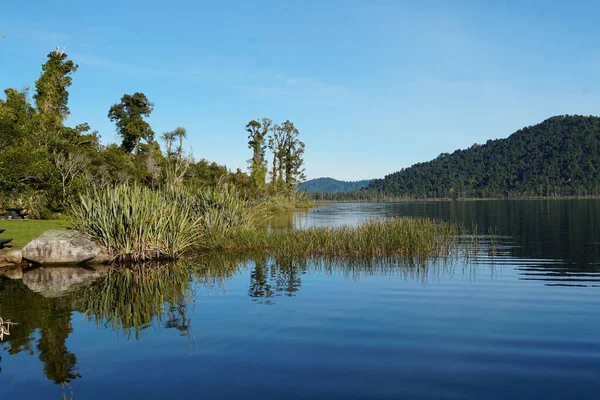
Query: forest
[[317, 115, 600, 200], [298, 177, 372, 193], [0, 48, 307, 218]]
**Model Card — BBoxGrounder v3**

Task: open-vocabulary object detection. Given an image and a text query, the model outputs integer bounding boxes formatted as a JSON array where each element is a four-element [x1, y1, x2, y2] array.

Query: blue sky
[[2, 0, 600, 180]]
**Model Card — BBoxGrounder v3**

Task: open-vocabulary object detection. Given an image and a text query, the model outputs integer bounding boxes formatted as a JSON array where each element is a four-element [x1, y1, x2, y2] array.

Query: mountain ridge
[[362, 115, 600, 198], [299, 177, 373, 193]]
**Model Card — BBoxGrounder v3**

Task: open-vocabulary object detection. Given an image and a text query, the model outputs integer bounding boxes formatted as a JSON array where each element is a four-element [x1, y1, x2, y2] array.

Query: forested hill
[[366, 115, 600, 198], [299, 177, 372, 193]]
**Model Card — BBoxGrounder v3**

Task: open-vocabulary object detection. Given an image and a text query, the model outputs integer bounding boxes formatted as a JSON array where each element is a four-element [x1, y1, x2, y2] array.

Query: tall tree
[[280, 120, 306, 186], [108, 93, 155, 153], [246, 118, 271, 189], [34, 46, 78, 143], [268, 123, 286, 188]]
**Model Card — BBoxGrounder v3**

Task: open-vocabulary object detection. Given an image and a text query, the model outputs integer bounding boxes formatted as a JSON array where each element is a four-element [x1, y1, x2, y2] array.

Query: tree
[[108, 93, 154, 153], [268, 123, 286, 188], [161, 127, 189, 188], [53, 152, 89, 201], [34, 46, 78, 143], [0, 88, 36, 151], [267, 120, 306, 191], [246, 118, 271, 190], [280, 120, 306, 186]]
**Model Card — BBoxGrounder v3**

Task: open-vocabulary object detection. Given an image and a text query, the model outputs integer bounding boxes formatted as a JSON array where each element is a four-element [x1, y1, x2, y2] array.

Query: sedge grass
[[203, 217, 477, 262]]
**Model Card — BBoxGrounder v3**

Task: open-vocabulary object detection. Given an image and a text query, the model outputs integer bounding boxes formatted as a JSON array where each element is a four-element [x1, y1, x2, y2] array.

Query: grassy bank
[[0, 220, 71, 249]]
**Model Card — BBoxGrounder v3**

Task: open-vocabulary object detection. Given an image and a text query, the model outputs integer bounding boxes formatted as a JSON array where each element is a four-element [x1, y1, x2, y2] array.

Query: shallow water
[[1, 200, 600, 399]]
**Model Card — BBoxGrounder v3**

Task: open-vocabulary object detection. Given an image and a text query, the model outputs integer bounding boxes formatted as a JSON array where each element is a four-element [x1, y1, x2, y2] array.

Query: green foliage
[[266, 119, 306, 191], [72, 185, 202, 261], [108, 92, 155, 153], [34, 47, 78, 142], [246, 118, 271, 190]]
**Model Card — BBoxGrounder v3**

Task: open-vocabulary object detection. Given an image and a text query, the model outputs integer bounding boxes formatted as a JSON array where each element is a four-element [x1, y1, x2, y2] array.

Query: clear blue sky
[[1, 1, 600, 181]]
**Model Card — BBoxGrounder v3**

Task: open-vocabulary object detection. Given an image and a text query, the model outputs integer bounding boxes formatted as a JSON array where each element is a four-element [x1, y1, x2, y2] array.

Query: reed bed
[[210, 217, 474, 262]]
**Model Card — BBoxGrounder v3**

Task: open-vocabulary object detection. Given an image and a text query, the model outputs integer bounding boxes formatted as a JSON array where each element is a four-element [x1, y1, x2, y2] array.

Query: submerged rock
[[22, 265, 109, 298], [22, 230, 101, 265]]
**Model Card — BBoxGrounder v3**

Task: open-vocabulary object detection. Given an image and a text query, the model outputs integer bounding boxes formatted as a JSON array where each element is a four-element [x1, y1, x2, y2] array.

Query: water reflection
[[76, 263, 194, 339], [0, 263, 196, 386], [1, 272, 81, 384], [0, 253, 496, 385]]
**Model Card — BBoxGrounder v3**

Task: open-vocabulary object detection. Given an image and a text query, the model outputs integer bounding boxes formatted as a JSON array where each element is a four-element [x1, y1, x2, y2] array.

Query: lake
[[1, 200, 600, 399]]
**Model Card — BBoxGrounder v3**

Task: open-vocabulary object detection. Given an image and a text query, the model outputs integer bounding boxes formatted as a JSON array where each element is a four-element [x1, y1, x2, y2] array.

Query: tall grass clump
[[72, 185, 201, 261]]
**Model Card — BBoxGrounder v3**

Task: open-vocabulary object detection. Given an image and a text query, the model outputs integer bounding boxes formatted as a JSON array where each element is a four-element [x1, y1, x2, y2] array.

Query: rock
[[22, 265, 108, 298], [0, 266, 23, 279], [3, 249, 22, 264], [22, 230, 101, 265], [90, 248, 112, 264], [0, 249, 23, 267]]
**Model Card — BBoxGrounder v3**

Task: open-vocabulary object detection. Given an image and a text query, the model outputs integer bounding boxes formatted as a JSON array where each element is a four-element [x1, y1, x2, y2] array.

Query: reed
[[207, 217, 475, 262]]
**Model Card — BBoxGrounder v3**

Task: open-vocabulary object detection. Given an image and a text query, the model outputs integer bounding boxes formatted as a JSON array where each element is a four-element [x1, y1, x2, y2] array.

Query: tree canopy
[[108, 92, 155, 154]]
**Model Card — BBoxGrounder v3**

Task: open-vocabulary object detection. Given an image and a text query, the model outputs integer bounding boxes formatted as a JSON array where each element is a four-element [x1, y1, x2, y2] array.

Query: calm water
[[1, 200, 600, 399]]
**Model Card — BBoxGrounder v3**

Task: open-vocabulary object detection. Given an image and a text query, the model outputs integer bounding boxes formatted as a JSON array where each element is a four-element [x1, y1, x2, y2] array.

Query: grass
[[204, 217, 475, 263], [0, 219, 71, 249], [70, 185, 481, 264]]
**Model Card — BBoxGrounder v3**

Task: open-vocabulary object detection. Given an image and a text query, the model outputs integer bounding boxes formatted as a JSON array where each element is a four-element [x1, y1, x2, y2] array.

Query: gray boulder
[[22, 230, 101, 265]]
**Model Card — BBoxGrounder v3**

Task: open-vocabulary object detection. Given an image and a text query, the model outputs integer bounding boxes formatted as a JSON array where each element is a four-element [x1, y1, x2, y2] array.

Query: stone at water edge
[[1, 249, 23, 264], [22, 230, 101, 265]]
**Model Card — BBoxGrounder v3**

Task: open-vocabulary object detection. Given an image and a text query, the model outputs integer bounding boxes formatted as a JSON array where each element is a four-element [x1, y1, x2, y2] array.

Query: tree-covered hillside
[[299, 177, 372, 193], [366, 115, 600, 198]]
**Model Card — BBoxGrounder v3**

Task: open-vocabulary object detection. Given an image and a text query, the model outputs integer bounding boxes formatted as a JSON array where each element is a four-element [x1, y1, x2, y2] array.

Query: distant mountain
[[299, 177, 373, 193], [365, 115, 600, 198]]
